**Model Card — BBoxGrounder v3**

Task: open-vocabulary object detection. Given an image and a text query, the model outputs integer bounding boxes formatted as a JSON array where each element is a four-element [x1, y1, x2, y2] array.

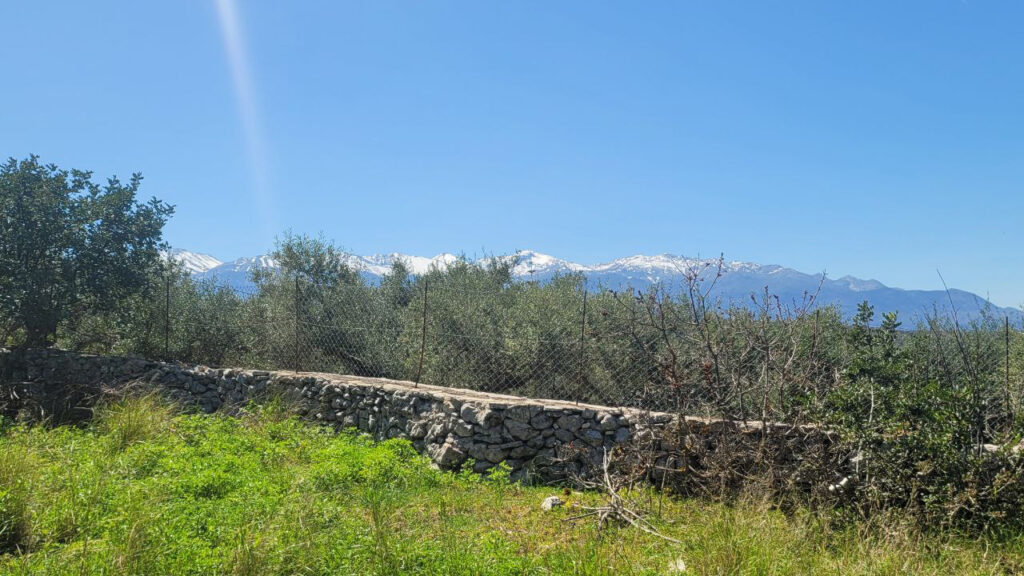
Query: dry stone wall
[[3, 349, 803, 483]]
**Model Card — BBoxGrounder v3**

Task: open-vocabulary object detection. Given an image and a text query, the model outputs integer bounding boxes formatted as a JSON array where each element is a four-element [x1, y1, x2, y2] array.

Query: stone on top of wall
[[4, 349, 815, 483]]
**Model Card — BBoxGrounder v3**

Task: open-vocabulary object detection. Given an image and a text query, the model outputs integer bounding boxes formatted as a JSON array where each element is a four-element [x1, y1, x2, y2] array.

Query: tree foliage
[[0, 156, 172, 347]]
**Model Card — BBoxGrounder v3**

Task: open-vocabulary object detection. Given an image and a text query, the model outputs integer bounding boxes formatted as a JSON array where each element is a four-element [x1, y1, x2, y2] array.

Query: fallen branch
[[562, 448, 683, 545]]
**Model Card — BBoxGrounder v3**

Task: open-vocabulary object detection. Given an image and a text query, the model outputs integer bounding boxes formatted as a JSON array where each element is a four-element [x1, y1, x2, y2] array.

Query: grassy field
[[1, 397, 1022, 575]]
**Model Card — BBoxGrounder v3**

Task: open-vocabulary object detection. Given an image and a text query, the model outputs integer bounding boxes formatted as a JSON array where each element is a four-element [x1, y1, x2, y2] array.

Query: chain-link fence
[[125, 268, 1024, 429], [40, 262, 1024, 531]]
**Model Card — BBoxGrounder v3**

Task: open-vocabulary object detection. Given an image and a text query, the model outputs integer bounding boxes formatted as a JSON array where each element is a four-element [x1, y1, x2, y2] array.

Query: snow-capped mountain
[[171, 249, 1021, 324], [163, 249, 222, 274], [505, 250, 585, 278], [346, 253, 460, 276], [208, 255, 278, 279]]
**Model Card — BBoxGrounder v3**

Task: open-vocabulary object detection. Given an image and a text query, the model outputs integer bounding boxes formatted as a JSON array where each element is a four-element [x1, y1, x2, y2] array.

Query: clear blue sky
[[2, 1, 1022, 306]]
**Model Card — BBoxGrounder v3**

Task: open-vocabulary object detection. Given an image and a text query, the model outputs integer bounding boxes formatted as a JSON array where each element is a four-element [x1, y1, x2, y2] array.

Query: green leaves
[[0, 156, 172, 347]]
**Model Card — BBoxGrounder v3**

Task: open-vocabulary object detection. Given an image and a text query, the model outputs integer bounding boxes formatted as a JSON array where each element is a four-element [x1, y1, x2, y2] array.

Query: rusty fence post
[[294, 276, 301, 373], [415, 278, 429, 386], [577, 283, 588, 405], [164, 274, 171, 361], [1007, 316, 1012, 421]]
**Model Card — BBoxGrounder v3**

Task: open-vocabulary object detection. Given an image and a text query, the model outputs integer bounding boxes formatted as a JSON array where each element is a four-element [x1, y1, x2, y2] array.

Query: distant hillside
[[167, 249, 1020, 325]]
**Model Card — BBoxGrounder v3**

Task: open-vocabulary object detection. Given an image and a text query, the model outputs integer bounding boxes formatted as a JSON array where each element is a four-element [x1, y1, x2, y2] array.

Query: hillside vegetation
[[2, 395, 1023, 576], [7, 157, 1024, 555], [8, 230, 1024, 532]]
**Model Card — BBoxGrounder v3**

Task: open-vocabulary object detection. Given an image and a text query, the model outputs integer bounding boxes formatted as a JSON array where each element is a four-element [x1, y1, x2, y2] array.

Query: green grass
[[1, 396, 1023, 575]]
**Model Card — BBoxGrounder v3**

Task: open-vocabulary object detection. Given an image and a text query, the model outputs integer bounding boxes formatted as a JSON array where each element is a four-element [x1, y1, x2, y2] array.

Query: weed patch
[[1, 398, 1022, 574]]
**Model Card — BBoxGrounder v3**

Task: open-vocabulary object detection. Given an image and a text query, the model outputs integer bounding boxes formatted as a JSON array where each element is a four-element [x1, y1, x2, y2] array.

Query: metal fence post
[[415, 278, 428, 387], [1006, 316, 1012, 420], [164, 274, 171, 361], [577, 284, 588, 405], [294, 276, 300, 373]]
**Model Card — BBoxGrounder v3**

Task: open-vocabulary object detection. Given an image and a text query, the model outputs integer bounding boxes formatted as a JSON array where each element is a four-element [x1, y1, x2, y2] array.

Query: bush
[[823, 304, 1022, 530]]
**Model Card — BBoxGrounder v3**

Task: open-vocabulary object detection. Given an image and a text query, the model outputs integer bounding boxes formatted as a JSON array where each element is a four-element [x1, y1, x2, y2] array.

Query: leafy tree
[[247, 232, 392, 374], [254, 231, 359, 287], [0, 156, 172, 347]]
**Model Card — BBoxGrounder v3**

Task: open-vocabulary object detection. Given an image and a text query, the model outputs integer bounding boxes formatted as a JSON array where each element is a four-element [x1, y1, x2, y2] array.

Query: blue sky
[[2, 1, 1022, 306]]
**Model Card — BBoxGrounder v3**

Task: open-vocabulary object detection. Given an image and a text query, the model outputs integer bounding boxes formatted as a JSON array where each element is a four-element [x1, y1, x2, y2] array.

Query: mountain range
[[165, 249, 1021, 325]]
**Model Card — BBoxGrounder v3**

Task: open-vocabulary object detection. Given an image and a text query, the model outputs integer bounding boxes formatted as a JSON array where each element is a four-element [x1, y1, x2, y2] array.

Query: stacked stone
[[253, 375, 635, 480], [427, 401, 636, 478], [24, 349, 156, 386], [143, 365, 272, 414], [12, 349, 721, 482]]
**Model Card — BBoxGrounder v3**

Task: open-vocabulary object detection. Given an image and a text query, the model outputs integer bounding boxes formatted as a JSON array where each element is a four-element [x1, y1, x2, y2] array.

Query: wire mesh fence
[[29, 258, 1024, 531], [123, 266, 1024, 429]]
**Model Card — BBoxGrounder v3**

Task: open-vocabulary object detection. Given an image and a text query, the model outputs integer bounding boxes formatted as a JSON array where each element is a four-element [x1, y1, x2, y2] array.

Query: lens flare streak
[[214, 0, 276, 235]]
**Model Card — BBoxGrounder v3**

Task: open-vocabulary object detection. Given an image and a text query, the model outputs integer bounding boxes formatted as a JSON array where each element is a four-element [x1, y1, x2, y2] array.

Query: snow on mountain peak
[[185, 248, 774, 287], [225, 255, 277, 271], [163, 249, 223, 274], [588, 254, 764, 284], [176, 246, 1019, 324], [342, 253, 460, 276], [506, 250, 582, 276]]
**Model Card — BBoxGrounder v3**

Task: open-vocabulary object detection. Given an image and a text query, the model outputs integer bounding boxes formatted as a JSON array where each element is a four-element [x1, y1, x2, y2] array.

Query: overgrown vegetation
[[2, 395, 1024, 575], [9, 230, 1024, 532], [0, 155, 172, 348], [5, 156, 1024, 535]]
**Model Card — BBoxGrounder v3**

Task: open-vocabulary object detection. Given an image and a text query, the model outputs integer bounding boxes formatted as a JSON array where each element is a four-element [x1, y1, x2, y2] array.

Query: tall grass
[[1, 397, 1022, 574], [93, 392, 178, 452], [0, 443, 36, 554]]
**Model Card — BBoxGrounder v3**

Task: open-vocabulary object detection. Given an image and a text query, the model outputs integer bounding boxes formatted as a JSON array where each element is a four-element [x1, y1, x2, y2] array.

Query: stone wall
[[2, 349, 815, 483]]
